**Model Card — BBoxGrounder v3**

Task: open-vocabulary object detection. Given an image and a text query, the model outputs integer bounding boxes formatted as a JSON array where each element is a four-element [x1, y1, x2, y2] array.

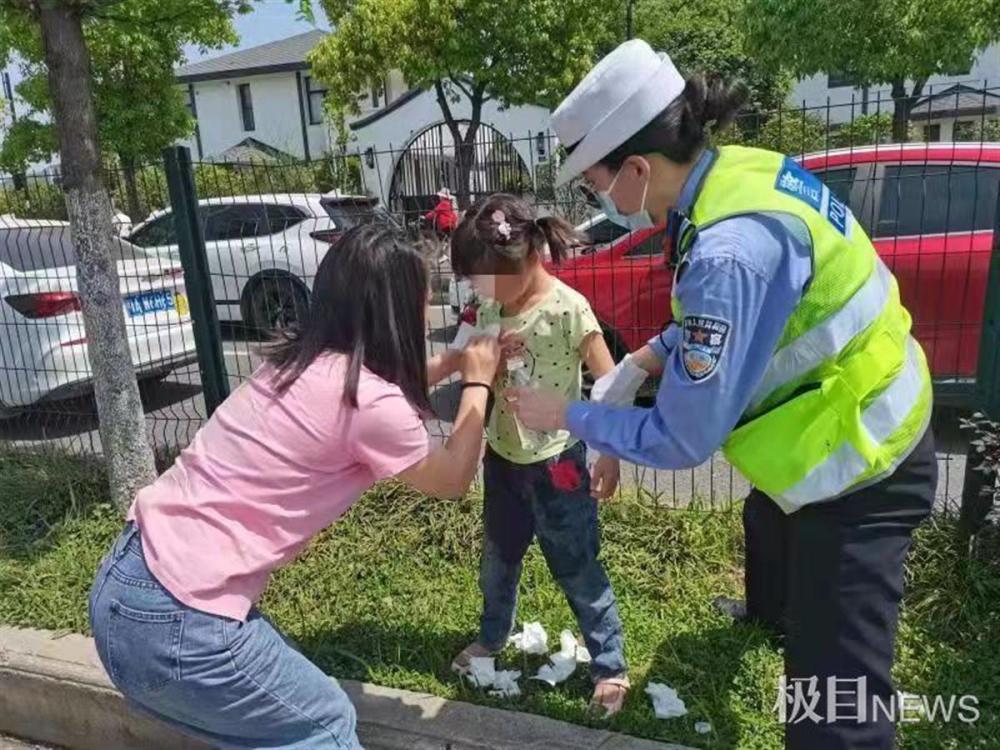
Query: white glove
[[591, 353, 649, 407]]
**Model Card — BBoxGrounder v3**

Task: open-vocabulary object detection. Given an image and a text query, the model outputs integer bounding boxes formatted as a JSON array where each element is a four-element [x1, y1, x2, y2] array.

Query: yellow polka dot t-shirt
[[477, 279, 601, 465]]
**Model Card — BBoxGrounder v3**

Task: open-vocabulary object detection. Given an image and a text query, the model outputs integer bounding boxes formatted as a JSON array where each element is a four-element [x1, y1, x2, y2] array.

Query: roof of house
[[217, 137, 296, 163], [911, 84, 1000, 119], [176, 30, 328, 83]]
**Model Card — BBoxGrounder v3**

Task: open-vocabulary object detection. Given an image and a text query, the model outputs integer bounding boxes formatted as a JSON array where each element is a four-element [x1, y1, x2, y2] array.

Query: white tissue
[[508, 622, 549, 655], [646, 682, 688, 719], [464, 657, 521, 698], [558, 629, 591, 664], [591, 353, 649, 406], [531, 652, 578, 686], [448, 322, 501, 350], [467, 656, 496, 688], [530, 630, 592, 686], [694, 721, 712, 734], [489, 669, 522, 698]]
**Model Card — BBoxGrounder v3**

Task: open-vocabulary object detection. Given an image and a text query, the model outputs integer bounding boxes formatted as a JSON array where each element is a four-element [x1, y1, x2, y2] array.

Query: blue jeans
[[478, 442, 627, 680], [88, 524, 363, 749]]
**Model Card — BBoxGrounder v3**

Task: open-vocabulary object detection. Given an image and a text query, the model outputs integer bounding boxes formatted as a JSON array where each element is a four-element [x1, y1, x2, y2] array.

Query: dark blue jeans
[[478, 442, 627, 680]]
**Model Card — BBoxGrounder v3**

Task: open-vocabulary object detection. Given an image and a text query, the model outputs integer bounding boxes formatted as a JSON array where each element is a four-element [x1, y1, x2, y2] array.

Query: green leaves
[[309, 0, 617, 117], [0, 0, 237, 172], [743, 0, 998, 89]]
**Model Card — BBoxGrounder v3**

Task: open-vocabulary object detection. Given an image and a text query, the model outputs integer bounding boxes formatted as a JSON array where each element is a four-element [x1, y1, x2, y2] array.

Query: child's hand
[[590, 455, 620, 501]]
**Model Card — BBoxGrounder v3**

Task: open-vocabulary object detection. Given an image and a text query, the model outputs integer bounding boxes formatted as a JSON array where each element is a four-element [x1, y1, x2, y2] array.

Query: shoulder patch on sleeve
[[681, 315, 731, 382]]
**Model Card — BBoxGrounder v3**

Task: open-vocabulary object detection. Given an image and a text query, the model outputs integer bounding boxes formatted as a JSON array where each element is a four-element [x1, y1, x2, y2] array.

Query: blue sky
[[184, 0, 330, 64], [4, 1, 329, 94]]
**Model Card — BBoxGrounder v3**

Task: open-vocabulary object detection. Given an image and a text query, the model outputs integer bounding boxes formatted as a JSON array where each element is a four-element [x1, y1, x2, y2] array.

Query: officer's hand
[[590, 455, 620, 501], [506, 386, 568, 431]]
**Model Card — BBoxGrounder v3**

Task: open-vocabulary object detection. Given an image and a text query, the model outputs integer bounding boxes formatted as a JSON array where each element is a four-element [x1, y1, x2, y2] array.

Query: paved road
[[0, 306, 971, 509]]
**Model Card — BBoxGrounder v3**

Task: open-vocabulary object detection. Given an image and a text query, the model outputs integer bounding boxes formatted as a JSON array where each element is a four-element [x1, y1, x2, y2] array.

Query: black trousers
[[744, 428, 937, 750]]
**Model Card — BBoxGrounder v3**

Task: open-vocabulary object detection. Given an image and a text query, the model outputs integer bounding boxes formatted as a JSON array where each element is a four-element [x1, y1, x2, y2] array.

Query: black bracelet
[[461, 382, 492, 392]]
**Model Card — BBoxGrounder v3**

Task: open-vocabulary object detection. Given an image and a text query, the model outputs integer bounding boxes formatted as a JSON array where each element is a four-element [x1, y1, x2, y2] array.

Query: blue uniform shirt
[[566, 149, 815, 469]]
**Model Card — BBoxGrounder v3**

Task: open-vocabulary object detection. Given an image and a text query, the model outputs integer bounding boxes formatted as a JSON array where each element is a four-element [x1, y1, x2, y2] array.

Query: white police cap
[[551, 39, 686, 186]]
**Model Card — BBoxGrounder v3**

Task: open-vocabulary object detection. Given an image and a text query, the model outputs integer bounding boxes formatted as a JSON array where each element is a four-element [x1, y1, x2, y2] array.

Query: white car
[[127, 193, 390, 331], [0, 219, 196, 416], [445, 212, 628, 313]]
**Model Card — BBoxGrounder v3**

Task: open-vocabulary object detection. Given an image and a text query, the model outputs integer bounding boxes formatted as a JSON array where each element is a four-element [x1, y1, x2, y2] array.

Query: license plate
[[125, 289, 176, 317]]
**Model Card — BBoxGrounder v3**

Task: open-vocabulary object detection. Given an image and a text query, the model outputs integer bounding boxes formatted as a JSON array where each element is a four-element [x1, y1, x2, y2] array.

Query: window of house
[[876, 164, 1000, 237], [920, 123, 942, 142], [184, 87, 196, 118], [370, 79, 385, 109], [238, 83, 255, 132], [304, 76, 326, 125]]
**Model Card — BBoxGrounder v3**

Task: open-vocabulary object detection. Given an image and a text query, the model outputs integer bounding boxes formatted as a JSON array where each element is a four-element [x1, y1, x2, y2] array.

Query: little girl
[[449, 193, 630, 717]]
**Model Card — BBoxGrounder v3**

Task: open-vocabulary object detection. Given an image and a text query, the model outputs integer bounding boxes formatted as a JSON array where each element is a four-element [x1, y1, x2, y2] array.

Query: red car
[[549, 143, 999, 405]]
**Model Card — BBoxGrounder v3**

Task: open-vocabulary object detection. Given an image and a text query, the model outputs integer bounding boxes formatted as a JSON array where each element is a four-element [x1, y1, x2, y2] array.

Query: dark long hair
[[592, 73, 748, 169], [450, 193, 581, 277], [264, 224, 431, 413]]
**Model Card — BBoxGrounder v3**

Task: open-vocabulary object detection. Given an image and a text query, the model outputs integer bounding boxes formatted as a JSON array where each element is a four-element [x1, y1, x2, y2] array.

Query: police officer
[[511, 40, 937, 750]]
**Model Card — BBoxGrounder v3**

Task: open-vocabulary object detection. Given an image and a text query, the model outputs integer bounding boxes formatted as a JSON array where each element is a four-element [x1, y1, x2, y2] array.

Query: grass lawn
[[1, 450, 998, 749]]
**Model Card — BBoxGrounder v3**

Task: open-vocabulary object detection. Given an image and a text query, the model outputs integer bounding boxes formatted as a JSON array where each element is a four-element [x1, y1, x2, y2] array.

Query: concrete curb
[[0, 627, 692, 750]]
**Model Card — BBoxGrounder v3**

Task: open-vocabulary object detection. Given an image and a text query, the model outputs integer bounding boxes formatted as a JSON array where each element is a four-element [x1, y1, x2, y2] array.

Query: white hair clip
[[492, 210, 512, 241]]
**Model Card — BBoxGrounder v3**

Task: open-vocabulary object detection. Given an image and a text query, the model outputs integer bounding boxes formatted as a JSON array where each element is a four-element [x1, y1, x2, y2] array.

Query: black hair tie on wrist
[[461, 382, 492, 392]]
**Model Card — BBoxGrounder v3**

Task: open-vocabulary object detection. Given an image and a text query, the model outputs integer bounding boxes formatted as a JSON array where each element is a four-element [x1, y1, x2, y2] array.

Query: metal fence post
[[162, 145, 230, 416], [959, 183, 1000, 534]]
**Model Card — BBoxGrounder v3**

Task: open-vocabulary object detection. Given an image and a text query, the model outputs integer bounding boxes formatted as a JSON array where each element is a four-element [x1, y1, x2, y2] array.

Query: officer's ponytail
[[597, 73, 748, 168]]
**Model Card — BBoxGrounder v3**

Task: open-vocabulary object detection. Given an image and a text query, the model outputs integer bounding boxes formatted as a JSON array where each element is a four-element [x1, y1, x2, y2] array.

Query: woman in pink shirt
[[88, 225, 500, 749]]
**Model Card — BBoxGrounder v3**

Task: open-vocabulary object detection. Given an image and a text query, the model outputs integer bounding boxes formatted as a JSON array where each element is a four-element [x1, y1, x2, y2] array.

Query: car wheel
[[246, 277, 310, 333]]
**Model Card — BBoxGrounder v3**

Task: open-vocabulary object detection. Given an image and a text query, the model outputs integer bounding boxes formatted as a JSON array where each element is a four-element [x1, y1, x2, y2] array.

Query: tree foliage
[[634, 0, 791, 113], [310, 0, 618, 206], [0, 0, 236, 217], [743, 0, 1000, 140]]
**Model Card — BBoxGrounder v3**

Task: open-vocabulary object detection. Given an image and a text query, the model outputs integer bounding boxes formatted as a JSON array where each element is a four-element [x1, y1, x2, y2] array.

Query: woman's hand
[[460, 335, 501, 384], [507, 386, 569, 431]]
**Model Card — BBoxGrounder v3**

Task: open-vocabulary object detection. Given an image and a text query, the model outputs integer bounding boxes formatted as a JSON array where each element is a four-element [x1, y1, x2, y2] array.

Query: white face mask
[[596, 166, 654, 231]]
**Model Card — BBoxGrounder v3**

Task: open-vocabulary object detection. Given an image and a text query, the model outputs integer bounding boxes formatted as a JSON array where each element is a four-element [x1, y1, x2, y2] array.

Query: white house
[[790, 44, 1000, 140], [175, 30, 340, 162], [347, 90, 553, 209], [175, 31, 554, 208]]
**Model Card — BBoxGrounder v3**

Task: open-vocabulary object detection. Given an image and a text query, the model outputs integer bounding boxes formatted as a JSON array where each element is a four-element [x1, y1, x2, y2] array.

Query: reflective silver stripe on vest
[[749, 259, 894, 411], [775, 336, 928, 510]]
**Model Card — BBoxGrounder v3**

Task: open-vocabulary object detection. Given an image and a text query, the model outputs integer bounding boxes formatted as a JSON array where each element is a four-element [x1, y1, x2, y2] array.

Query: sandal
[[450, 641, 497, 675], [590, 675, 630, 718]]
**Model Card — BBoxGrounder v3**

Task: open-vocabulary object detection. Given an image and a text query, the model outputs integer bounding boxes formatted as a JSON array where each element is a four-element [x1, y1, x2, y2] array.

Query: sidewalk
[[0, 627, 692, 750]]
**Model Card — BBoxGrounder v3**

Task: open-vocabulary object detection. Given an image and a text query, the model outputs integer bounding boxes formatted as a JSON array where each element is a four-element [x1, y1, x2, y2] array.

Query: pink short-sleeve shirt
[[129, 353, 430, 620]]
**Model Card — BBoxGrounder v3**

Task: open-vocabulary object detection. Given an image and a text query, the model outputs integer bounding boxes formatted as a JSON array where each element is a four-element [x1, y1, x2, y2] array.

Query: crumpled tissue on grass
[[646, 682, 688, 719], [508, 621, 549, 655], [464, 656, 522, 698], [489, 669, 522, 698], [531, 629, 592, 686]]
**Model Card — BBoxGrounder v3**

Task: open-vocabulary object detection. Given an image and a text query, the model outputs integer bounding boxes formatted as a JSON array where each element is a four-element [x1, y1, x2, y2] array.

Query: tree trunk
[[434, 79, 484, 210], [121, 156, 142, 222], [39, 4, 156, 510], [890, 79, 911, 143]]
